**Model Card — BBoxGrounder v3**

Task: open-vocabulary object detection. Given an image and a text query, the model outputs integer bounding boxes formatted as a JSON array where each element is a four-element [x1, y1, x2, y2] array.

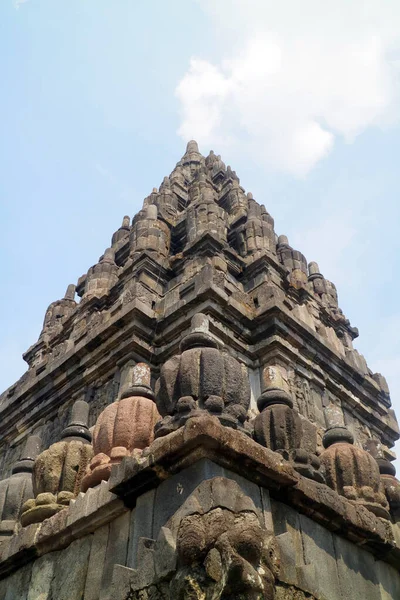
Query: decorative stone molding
[[81, 363, 160, 492], [320, 426, 390, 519], [155, 313, 251, 437], [21, 401, 93, 526]]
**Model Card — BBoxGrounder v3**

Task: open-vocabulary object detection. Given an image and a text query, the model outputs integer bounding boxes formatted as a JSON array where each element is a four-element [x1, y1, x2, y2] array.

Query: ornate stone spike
[[0, 435, 41, 540], [254, 366, 324, 483], [320, 426, 390, 519], [34, 284, 77, 346], [277, 236, 308, 289], [84, 248, 119, 299], [81, 363, 160, 492], [129, 204, 170, 258], [64, 284, 76, 301], [377, 457, 400, 516], [20, 401, 93, 526], [186, 180, 227, 246], [155, 313, 251, 438], [308, 261, 327, 296], [111, 215, 131, 245]]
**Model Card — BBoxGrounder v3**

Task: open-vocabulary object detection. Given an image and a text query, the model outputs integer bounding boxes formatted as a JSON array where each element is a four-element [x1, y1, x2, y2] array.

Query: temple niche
[[0, 142, 399, 600]]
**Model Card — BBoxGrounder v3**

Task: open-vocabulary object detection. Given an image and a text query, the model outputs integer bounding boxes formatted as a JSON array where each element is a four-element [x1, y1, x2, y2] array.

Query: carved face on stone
[[167, 478, 278, 600], [172, 508, 276, 600]]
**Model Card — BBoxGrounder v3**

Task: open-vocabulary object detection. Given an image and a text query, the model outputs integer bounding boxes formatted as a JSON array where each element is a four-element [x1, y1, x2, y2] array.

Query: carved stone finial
[[155, 313, 251, 438], [180, 313, 219, 352], [12, 435, 42, 475], [112, 216, 131, 245], [129, 204, 170, 258], [320, 425, 390, 518], [186, 140, 199, 153], [20, 401, 93, 526], [61, 399, 91, 443], [277, 234, 289, 247], [0, 435, 42, 540], [81, 363, 160, 492], [64, 284, 76, 301], [377, 458, 400, 515], [254, 366, 323, 483]]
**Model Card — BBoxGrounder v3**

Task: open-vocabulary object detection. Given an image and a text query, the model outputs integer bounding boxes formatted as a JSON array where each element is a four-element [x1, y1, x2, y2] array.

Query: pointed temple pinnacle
[[122, 216, 130, 228], [64, 284, 76, 301], [186, 140, 199, 153]]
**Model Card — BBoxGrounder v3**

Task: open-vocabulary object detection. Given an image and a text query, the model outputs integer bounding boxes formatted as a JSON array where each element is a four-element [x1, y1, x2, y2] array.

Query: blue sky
[[1, 1, 400, 459]]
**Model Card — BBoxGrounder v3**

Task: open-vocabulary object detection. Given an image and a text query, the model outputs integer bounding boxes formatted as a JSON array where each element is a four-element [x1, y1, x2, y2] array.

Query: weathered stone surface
[[0, 435, 41, 541], [83, 524, 110, 600], [320, 426, 390, 519], [0, 140, 399, 600], [82, 363, 160, 491], [49, 536, 91, 600], [21, 402, 93, 526], [3, 563, 32, 600], [100, 511, 130, 600], [254, 367, 324, 483], [27, 552, 57, 600], [155, 313, 251, 437]]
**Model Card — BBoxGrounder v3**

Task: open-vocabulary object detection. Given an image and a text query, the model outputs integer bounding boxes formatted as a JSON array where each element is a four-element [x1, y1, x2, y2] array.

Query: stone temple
[[0, 141, 400, 599]]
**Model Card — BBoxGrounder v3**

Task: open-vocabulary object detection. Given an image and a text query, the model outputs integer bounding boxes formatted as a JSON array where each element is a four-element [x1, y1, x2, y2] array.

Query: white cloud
[[14, 0, 29, 8], [176, 0, 400, 176]]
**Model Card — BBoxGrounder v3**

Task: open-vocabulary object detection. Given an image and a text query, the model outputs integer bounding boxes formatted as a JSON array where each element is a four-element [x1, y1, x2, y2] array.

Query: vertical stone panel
[[84, 524, 110, 600], [27, 553, 57, 600], [100, 512, 130, 600], [333, 535, 380, 600], [50, 536, 91, 600], [128, 489, 156, 569]]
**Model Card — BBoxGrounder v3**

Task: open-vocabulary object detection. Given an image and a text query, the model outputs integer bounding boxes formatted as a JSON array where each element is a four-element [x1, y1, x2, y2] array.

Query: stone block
[[50, 536, 91, 600], [83, 524, 110, 600], [376, 559, 400, 600], [100, 511, 130, 600], [27, 553, 57, 600], [128, 489, 155, 569], [299, 514, 341, 600], [333, 535, 380, 600], [154, 526, 177, 581], [4, 563, 32, 600]]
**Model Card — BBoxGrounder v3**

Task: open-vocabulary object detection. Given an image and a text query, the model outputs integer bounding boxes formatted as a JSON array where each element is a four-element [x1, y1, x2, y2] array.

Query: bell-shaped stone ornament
[[254, 366, 324, 483], [155, 313, 251, 438], [377, 457, 400, 517], [21, 401, 93, 526], [320, 426, 390, 519], [81, 363, 160, 492], [0, 435, 41, 540]]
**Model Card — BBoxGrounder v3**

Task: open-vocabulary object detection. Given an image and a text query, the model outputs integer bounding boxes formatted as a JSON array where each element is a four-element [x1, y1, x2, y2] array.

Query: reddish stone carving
[[320, 426, 390, 519], [81, 363, 160, 492]]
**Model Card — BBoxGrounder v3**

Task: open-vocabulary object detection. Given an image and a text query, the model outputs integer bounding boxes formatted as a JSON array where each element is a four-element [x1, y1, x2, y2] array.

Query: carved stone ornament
[[377, 457, 400, 516], [155, 313, 251, 438], [81, 363, 160, 492], [254, 367, 324, 483], [21, 401, 93, 526], [320, 426, 390, 519], [111, 477, 279, 600], [0, 435, 41, 540]]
